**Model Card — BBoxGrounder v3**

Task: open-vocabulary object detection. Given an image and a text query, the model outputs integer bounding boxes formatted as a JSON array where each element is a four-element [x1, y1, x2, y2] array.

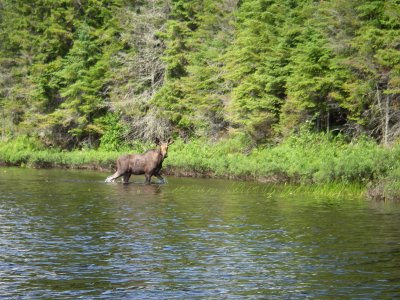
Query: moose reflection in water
[[105, 138, 174, 184]]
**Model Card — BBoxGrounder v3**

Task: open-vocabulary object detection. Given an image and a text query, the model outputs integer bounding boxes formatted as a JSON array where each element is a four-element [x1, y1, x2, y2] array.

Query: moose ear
[[154, 137, 161, 145], [167, 138, 174, 145]]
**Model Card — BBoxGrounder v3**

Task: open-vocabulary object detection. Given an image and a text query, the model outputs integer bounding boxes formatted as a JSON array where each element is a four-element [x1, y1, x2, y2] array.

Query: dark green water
[[1, 168, 400, 299]]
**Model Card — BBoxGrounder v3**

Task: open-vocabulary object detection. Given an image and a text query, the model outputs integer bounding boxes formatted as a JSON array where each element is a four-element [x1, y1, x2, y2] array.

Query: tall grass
[[367, 166, 400, 201]]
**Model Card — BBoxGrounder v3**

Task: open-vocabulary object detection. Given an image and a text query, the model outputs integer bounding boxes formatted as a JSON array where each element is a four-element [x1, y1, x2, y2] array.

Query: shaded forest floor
[[1, 133, 399, 201]]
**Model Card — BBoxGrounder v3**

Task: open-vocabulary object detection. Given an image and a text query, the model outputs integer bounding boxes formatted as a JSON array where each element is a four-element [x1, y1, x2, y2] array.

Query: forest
[[1, 0, 399, 148]]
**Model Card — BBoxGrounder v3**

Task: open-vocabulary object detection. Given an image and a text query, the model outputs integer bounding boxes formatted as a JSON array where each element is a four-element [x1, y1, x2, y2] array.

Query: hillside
[[1, 0, 399, 148]]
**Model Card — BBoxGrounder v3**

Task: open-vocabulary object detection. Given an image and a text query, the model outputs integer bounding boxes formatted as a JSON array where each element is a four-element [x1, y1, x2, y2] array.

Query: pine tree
[[321, 0, 400, 143], [0, 0, 122, 147], [223, 0, 301, 141], [154, 0, 237, 138]]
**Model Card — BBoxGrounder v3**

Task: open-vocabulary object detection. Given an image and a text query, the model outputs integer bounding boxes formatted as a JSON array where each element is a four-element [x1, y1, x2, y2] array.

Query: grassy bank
[[0, 136, 120, 170], [166, 134, 398, 183], [1, 133, 399, 200]]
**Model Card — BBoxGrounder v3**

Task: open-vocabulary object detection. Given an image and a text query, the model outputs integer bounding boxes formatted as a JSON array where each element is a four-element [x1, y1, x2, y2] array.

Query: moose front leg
[[144, 173, 152, 184], [155, 173, 165, 184], [123, 173, 131, 184]]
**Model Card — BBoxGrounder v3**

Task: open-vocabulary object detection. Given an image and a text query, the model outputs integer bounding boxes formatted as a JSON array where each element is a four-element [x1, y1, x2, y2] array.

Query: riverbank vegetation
[[1, 0, 400, 200], [1, 133, 399, 201]]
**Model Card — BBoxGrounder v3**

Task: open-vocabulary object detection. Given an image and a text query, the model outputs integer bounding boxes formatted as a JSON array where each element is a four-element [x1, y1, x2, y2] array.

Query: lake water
[[0, 168, 400, 299]]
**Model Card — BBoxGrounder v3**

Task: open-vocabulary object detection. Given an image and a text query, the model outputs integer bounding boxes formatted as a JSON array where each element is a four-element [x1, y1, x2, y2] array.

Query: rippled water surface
[[1, 168, 400, 299]]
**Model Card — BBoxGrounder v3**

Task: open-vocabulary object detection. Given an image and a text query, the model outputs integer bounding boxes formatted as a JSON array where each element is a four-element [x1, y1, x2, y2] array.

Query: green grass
[[164, 133, 399, 185], [0, 136, 120, 169]]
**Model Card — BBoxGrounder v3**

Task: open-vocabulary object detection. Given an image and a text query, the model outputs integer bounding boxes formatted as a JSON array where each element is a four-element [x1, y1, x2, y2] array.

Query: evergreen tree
[[321, 0, 400, 143], [0, 0, 122, 147], [155, 0, 237, 138]]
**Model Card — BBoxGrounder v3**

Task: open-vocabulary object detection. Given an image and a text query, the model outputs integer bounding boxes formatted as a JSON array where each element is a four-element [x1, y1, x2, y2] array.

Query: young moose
[[105, 138, 174, 184]]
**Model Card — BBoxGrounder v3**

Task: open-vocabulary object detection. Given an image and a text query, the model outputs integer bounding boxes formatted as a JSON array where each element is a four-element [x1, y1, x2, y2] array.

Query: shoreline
[[0, 160, 290, 184], [1, 134, 399, 201], [1, 159, 398, 202]]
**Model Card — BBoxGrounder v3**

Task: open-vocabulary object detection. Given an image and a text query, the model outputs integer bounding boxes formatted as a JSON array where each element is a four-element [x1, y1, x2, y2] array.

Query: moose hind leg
[[105, 171, 123, 183]]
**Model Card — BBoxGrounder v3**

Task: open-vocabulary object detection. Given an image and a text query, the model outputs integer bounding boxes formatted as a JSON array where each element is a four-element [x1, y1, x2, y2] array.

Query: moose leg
[[144, 174, 152, 184], [155, 173, 165, 183], [105, 171, 123, 183], [123, 173, 131, 184]]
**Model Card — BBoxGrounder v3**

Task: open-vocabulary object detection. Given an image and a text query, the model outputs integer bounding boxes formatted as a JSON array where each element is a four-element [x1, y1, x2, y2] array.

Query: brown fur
[[105, 138, 173, 184]]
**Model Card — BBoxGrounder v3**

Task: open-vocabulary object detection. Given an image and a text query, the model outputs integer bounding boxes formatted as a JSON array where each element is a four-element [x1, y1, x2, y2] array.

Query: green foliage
[[165, 131, 398, 184], [367, 163, 400, 201], [1, 0, 400, 147], [0, 0, 122, 147], [97, 113, 125, 151], [154, 0, 236, 137], [223, 0, 289, 140], [0, 135, 120, 168]]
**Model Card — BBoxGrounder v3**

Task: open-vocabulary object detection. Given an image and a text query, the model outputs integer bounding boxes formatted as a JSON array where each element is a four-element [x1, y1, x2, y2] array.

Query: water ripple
[[1, 169, 400, 299]]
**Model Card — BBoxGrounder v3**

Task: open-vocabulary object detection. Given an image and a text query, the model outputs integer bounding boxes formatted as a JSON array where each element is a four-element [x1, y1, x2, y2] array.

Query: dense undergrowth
[[1, 132, 399, 200], [166, 133, 398, 184]]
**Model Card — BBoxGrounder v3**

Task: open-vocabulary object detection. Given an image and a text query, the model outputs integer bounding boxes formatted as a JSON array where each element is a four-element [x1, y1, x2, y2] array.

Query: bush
[[97, 113, 126, 151]]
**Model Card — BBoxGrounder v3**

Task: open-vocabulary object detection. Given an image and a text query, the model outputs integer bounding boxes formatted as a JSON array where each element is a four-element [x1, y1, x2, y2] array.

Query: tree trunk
[[384, 94, 390, 146], [376, 84, 390, 146]]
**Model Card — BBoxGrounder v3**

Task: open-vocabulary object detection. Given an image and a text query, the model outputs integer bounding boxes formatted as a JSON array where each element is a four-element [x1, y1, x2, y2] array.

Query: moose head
[[155, 137, 174, 159]]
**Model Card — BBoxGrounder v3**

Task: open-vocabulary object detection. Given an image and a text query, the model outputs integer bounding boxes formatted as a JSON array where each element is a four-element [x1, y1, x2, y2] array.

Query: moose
[[105, 138, 174, 184]]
